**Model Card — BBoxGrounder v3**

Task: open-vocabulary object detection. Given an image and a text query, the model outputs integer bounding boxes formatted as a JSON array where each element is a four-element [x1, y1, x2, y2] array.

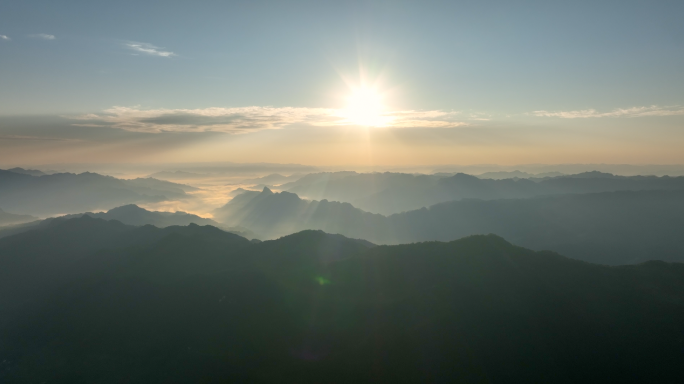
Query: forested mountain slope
[[1, 217, 683, 383]]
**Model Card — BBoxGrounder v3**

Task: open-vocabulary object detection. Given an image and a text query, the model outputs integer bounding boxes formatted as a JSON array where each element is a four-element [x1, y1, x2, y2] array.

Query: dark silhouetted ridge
[[1, 220, 684, 382]]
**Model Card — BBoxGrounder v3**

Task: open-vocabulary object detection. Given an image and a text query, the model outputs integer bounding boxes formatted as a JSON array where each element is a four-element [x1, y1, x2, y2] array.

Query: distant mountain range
[[5, 167, 48, 176], [0, 204, 254, 240], [148, 170, 210, 180], [213, 187, 383, 240], [0, 208, 36, 227], [0, 169, 196, 216], [227, 187, 257, 197], [240, 173, 305, 186], [280, 171, 684, 215], [147, 163, 319, 181], [216, 187, 684, 265], [62, 204, 219, 227], [1, 217, 683, 382], [476, 170, 565, 179]]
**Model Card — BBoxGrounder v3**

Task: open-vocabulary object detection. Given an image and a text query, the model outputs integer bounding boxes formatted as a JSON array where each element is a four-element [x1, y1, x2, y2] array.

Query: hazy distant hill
[[0, 170, 195, 216], [213, 189, 262, 221], [214, 188, 386, 240], [216, 188, 684, 264], [226, 187, 260, 198], [124, 176, 198, 193], [278, 171, 361, 190], [154, 162, 319, 176], [281, 172, 443, 214], [476, 170, 565, 179], [282, 171, 684, 215], [240, 173, 304, 186], [5, 167, 47, 176], [0, 208, 36, 227], [148, 170, 209, 180], [148, 164, 319, 181], [67, 204, 218, 227], [1, 217, 683, 382], [0, 204, 255, 240]]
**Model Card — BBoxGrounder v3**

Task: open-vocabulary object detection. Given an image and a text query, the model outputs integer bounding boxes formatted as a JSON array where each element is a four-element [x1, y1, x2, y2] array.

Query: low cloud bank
[[531, 105, 684, 118], [70, 106, 467, 133]]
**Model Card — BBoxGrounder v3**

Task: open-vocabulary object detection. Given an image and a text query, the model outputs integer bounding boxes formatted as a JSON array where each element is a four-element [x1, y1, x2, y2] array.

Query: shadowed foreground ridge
[[1, 217, 684, 383]]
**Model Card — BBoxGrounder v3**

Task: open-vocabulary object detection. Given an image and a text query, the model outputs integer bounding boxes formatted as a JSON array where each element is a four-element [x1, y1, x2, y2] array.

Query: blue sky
[[1, 0, 683, 166]]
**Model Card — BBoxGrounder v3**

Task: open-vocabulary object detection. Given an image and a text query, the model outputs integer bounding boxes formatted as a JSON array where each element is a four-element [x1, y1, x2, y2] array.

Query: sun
[[341, 87, 391, 127]]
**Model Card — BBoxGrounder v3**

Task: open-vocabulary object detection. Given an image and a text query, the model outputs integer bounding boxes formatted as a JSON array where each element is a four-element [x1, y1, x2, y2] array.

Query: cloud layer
[[125, 42, 175, 57], [0, 35, 9, 41], [29, 34, 55, 40], [70, 106, 466, 133], [531, 105, 684, 118]]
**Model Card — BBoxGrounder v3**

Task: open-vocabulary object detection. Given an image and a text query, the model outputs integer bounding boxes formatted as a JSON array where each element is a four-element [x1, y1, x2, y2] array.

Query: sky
[[1, 0, 683, 167]]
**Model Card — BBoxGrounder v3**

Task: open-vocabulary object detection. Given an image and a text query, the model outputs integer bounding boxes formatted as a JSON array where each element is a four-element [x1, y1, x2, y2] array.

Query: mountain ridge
[[280, 171, 684, 215], [1, 217, 684, 382], [0, 169, 196, 216], [214, 188, 684, 264], [0, 204, 255, 240], [0, 208, 36, 227]]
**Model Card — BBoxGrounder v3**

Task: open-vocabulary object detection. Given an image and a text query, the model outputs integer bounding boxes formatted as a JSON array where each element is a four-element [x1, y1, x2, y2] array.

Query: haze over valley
[[2, 1, 684, 382]]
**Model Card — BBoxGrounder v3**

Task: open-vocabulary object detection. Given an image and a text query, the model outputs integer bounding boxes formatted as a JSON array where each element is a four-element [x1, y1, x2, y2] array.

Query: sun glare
[[341, 87, 391, 127]]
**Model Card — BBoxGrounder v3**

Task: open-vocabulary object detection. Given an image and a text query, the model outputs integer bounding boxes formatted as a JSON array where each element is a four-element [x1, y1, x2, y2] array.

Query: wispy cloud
[[29, 33, 56, 40], [125, 42, 175, 57], [69, 106, 467, 133], [0, 35, 9, 41], [531, 105, 684, 118], [0, 134, 81, 142]]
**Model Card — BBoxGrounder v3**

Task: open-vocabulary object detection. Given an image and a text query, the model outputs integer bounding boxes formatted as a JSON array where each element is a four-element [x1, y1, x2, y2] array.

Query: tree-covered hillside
[[1, 217, 683, 383]]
